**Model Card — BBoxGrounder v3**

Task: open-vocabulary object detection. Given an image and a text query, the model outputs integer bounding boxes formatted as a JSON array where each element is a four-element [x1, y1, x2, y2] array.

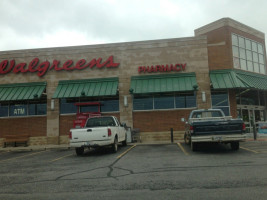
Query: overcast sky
[[0, 0, 266, 51]]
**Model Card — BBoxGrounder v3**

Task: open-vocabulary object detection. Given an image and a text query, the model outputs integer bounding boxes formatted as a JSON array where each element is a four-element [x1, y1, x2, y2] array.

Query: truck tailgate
[[192, 119, 244, 136], [71, 127, 109, 142]]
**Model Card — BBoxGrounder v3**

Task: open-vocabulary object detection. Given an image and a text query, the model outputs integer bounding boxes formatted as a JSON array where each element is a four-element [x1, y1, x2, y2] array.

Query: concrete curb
[[0, 144, 71, 152]]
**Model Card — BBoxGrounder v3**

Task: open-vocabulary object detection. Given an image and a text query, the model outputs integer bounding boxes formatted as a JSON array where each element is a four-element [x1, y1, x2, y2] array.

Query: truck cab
[[73, 102, 101, 128]]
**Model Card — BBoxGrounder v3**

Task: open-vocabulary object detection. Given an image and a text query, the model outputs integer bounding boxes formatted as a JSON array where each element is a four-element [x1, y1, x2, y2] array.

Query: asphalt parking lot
[[1, 141, 267, 200]]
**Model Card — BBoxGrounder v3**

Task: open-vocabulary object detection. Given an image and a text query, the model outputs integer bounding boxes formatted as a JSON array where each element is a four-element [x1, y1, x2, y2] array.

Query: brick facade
[[0, 117, 47, 137], [133, 109, 193, 132]]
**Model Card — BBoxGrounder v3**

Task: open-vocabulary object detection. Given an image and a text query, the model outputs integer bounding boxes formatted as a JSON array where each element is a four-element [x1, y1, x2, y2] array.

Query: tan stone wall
[[29, 136, 47, 146]]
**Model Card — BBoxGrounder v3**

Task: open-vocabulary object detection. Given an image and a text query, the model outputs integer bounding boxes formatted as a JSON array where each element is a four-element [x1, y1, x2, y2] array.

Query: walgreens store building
[[1, 18, 267, 146]]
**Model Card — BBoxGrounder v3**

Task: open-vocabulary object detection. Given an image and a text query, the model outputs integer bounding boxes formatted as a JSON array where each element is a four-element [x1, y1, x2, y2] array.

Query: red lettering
[[95, 58, 104, 68], [0, 60, 14, 74], [83, 59, 97, 68], [74, 59, 86, 70], [139, 63, 186, 73], [28, 58, 39, 72], [149, 66, 155, 73], [156, 65, 162, 72], [175, 64, 181, 71], [138, 66, 145, 73], [50, 60, 62, 71], [169, 64, 174, 71], [63, 60, 74, 70], [104, 56, 120, 68], [162, 65, 169, 72], [0, 55, 120, 77], [13, 63, 27, 73], [181, 63, 186, 70], [37, 61, 50, 77]]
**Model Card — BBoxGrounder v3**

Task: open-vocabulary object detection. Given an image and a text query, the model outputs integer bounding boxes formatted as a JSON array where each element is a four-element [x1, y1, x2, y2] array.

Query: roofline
[[194, 17, 265, 39]]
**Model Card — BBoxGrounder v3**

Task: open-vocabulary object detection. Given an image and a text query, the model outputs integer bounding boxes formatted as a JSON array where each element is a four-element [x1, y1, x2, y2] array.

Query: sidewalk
[[1, 133, 267, 152], [245, 132, 267, 141], [0, 144, 70, 152]]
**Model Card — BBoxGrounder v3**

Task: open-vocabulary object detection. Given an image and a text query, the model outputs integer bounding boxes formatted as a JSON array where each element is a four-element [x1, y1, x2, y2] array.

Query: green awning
[[130, 73, 198, 94], [210, 69, 267, 90], [0, 82, 46, 101], [53, 77, 118, 98]]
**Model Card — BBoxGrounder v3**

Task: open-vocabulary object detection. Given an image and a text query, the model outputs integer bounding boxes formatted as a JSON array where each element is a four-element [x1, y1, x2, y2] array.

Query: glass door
[[241, 109, 251, 133], [238, 106, 266, 133]]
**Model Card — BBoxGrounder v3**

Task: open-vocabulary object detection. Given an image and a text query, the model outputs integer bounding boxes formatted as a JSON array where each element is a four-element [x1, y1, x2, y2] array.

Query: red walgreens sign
[[138, 63, 186, 73], [0, 56, 119, 77]]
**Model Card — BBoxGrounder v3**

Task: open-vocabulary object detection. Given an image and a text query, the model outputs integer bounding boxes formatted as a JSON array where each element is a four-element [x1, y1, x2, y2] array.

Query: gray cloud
[[0, 0, 266, 51]]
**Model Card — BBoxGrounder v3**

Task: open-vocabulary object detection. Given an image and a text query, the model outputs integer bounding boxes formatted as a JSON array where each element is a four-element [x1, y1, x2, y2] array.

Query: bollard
[[171, 128, 174, 143], [253, 124, 257, 140]]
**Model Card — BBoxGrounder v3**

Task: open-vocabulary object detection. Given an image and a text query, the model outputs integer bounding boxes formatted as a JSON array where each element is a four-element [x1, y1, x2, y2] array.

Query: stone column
[[119, 76, 133, 129], [46, 81, 60, 145]]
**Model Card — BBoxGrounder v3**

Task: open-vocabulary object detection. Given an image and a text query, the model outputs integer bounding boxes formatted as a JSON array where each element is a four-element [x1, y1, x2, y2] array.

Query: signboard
[[258, 122, 267, 134], [9, 105, 27, 116], [0, 55, 119, 77], [138, 63, 186, 73]]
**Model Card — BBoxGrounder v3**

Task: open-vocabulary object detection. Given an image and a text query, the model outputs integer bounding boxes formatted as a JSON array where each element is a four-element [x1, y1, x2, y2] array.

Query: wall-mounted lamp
[[124, 96, 128, 107], [51, 99, 55, 111], [201, 91, 206, 103]]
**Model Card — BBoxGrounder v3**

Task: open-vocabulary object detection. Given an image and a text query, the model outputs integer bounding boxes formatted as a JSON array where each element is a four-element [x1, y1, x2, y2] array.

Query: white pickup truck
[[69, 116, 127, 156]]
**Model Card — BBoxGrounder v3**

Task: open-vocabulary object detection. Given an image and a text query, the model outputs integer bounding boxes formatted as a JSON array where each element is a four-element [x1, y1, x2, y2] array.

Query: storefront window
[[133, 92, 196, 111], [0, 100, 47, 117], [236, 89, 265, 106], [28, 103, 47, 115], [154, 95, 174, 109], [232, 34, 266, 74], [211, 91, 230, 116], [175, 93, 196, 108], [101, 99, 119, 112], [60, 99, 78, 114], [0, 103, 8, 117], [133, 96, 153, 110], [60, 97, 119, 114]]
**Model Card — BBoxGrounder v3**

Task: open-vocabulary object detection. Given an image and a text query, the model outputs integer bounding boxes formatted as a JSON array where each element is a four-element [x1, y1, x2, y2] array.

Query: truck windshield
[[86, 117, 116, 127], [192, 111, 223, 118]]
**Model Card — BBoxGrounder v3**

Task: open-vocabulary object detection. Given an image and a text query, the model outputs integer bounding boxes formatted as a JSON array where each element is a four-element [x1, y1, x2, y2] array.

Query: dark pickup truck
[[183, 109, 246, 151]]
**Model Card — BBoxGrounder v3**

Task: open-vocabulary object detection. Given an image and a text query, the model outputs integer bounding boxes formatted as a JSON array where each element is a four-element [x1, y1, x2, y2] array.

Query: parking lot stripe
[[177, 142, 189, 156], [117, 145, 136, 159], [240, 146, 259, 153], [0, 150, 47, 163], [49, 153, 74, 162]]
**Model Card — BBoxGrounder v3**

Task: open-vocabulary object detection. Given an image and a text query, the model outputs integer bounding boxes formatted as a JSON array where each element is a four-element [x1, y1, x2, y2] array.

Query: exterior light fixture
[[51, 99, 55, 111], [202, 91, 206, 103], [124, 96, 128, 107]]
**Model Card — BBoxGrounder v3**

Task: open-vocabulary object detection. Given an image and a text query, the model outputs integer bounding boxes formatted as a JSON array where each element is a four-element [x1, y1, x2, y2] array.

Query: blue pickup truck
[[183, 109, 246, 151]]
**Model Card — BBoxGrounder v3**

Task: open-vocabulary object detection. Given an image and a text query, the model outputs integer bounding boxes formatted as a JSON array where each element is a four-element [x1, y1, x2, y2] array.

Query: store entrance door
[[237, 105, 266, 133]]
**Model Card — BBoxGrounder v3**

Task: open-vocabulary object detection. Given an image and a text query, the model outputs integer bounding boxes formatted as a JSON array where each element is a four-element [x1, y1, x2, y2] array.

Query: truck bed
[[192, 119, 244, 136]]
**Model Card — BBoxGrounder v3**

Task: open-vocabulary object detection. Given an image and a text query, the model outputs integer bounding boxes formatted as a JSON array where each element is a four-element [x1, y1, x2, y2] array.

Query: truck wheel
[[122, 133, 127, 146], [112, 137, 118, 153], [75, 147, 84, 156], [231, 142, 239, 151], [184, 133, 190, 145], [191, 141, 197, 151]]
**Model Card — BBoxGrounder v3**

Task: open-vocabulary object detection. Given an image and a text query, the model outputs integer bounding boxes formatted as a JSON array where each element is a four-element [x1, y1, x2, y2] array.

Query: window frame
[[232, 33, 266, 74]]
